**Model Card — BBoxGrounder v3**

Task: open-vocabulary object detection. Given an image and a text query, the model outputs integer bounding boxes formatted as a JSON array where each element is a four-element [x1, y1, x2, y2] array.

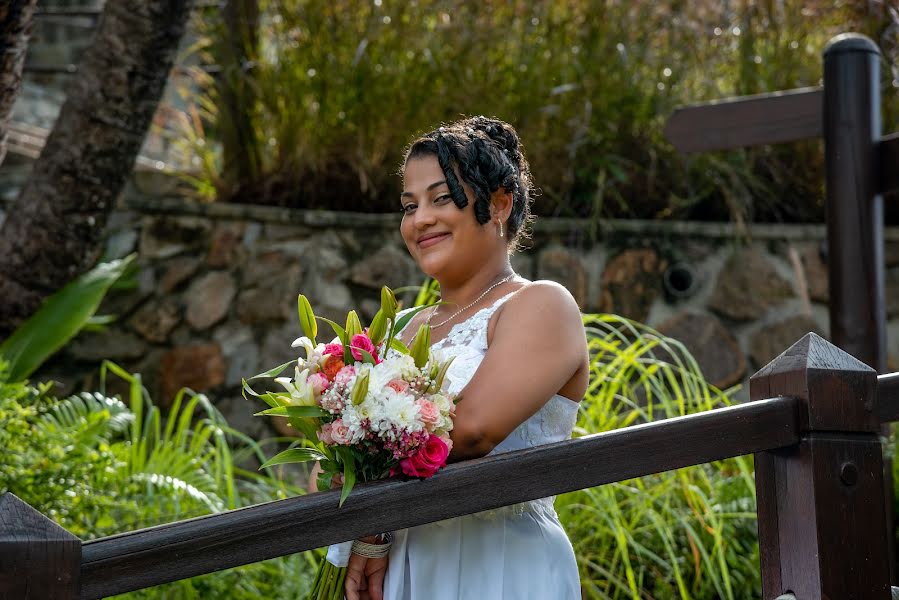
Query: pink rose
[[440, 435, 453, 453], [400, 435, 449, 478], [323, 342, 344, 357], [387, 379, 410, 394], [416, 399, 440, 429], [350, 334, 378, 362], [308, 372, 330, 395], [317, 423, 335, 445], [330, 419, 354, 445]]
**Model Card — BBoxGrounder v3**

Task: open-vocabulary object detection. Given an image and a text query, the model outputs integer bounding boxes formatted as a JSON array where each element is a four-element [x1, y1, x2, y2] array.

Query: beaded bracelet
[[350, 532, 393, 558]]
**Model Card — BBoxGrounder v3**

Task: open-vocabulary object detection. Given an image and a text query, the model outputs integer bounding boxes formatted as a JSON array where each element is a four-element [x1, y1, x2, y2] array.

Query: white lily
[[291, 336, 325, 370], [274, 367, 316, 406]]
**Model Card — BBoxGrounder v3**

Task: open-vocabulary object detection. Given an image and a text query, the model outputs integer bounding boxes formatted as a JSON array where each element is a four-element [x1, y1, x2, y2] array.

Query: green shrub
[[0, 362, 316, 599], [170, 1, 897, 225]]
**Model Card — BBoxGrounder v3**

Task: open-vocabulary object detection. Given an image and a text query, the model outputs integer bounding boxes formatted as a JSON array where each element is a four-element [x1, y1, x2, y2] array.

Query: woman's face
[[400, 155, 498, 281]]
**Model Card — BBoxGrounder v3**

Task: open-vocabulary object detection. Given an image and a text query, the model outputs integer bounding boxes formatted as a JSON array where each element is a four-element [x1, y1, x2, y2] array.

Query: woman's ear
[[490, 188, 514, 221]]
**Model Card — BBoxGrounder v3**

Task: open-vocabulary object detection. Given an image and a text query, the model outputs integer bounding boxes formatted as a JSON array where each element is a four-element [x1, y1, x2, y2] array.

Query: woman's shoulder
[[501, 279, 581, 315]]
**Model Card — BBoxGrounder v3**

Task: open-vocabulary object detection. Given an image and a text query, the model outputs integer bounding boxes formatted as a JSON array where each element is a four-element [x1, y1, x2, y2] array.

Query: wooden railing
[[2, 334, 898, 598]]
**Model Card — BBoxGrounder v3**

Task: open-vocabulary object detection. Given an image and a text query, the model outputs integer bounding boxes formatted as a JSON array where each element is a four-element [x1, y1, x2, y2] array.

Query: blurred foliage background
[[168, 0, 899, 226]]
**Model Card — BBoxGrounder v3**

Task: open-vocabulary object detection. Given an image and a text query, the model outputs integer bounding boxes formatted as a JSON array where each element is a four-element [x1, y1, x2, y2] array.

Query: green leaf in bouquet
[[287, 415, 321, 441], [316, 470, 334, 492], [432, 356, 456, 392], [388, 338, 410, 355], [297, 294, 317, 343], [391, 304, 434, 337], [247, 360, 295, 380], [409, 324, 431, 369], [336, 447, 357, 507], [255, 405, 330, 418], [380, 286, 398, 320], [351, 370, 370, 405], [241, 379, 288, 408], [259, 447, 328, 470], [356, 347, 378, 365], [367, 310, 388, 345], [345, 310, 363, 338], [316, 316, 348, 345]]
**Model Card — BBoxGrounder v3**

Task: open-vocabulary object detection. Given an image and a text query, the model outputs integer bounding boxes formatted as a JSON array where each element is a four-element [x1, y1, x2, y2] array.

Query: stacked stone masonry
[[15, 198, 899, 444]]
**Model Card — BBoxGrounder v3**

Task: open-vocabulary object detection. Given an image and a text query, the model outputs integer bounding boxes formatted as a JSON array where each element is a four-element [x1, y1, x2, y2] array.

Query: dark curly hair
[[402, 116, 535, 252]]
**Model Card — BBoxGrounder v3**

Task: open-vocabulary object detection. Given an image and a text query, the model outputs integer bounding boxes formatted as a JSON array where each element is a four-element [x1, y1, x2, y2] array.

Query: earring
[[497, 219, 504, 238]]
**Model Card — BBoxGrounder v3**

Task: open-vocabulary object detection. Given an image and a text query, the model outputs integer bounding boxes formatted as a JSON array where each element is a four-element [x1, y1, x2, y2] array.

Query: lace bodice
[[398, 292, 580, 455]]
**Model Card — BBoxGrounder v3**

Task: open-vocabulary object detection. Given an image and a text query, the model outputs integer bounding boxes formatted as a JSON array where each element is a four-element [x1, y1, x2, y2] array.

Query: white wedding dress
[[381, 291, 582, 600]]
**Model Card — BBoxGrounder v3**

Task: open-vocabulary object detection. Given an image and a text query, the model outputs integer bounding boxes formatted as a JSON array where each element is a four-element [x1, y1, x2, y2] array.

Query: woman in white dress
[[345, 116, 588, 600]]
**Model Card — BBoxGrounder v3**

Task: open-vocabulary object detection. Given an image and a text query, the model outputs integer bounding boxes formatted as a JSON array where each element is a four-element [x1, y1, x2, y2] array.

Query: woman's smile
[[417, 232, 451, 249]]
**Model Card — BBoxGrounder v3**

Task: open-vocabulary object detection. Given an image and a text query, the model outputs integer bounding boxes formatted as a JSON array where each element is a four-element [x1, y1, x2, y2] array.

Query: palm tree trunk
[[0, 0, 194, 338], [0, 0, 37, 168]]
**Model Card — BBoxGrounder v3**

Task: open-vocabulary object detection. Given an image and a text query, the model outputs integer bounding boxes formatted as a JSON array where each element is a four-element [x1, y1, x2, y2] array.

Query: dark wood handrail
[[79, 396, 799, 599]]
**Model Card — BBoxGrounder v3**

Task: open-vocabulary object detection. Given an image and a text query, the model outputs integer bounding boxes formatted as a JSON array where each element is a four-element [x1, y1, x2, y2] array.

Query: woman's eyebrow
[[400, 180, 448, 198]]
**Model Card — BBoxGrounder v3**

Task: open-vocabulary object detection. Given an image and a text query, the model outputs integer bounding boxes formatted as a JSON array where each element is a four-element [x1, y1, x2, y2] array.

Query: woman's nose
[[413, 203, 437, 228]]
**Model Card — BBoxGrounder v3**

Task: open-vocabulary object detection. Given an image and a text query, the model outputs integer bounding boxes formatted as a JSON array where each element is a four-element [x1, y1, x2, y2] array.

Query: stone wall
[[14, 196, 899, 442]]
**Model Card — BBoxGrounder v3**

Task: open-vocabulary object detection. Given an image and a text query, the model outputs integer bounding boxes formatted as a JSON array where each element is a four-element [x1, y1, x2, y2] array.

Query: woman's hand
[[344, 537, 388, 600]]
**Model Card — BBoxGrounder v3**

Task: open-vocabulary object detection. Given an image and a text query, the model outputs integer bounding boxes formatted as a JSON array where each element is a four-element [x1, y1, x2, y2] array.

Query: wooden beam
[[79, 396, 799, 599], [664, 87, 822, 154]]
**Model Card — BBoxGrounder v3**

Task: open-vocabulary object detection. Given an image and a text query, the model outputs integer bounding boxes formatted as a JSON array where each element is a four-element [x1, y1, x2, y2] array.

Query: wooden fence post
[[823, 33, 885, 372], [0, 493, 80, 600], [751, 333, 890, 599]]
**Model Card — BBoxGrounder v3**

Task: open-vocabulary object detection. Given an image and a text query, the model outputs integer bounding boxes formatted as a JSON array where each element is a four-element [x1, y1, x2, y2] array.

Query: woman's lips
[[417, 233, 450, 249]]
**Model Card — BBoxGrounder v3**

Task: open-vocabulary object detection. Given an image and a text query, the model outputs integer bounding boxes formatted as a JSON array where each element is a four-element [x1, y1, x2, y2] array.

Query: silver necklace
[[427, 273, 516, 330]]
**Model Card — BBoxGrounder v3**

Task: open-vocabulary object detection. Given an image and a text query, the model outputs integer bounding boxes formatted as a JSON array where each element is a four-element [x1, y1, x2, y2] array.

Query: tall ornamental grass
[[558, 315, 759, 599], [169, 0, 897, 225]]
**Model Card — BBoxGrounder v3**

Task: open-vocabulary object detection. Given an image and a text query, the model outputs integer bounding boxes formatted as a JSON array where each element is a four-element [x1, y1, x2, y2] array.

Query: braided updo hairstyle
[[402, 116, 535, 252]]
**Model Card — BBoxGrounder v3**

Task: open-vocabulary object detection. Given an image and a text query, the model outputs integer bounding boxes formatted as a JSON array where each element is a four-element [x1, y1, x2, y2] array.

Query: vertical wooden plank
[[0, 493, 81, 600], [751, 333, 890, 599]]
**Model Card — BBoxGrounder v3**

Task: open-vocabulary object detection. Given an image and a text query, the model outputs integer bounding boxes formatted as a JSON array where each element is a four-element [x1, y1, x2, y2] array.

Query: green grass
[[559, 315, 759, 599]]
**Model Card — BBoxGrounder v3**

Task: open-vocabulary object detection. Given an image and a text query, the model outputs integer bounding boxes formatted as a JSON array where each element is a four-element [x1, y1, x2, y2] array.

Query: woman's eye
[[434, 194, 451, 204], [401, 204, 417, 214]]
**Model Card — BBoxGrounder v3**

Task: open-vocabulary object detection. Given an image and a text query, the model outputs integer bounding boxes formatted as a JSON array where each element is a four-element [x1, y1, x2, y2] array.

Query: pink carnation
[[323, 342, 344, 357], [350, 334, 378, 362], [416, 399, 440, 429], [400, 435, 449, 478]]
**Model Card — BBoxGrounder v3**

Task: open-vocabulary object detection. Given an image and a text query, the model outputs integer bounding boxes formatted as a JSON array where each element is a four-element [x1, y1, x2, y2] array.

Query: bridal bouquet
[[243, 288, 457, 599]]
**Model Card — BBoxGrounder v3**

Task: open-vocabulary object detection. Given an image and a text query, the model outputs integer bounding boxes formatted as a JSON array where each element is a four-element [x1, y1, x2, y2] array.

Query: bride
[[345, 116, 588, 600]]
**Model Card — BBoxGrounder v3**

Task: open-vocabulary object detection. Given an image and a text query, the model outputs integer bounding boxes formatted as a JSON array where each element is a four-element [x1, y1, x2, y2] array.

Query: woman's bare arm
[[448, 281, 588, 460]]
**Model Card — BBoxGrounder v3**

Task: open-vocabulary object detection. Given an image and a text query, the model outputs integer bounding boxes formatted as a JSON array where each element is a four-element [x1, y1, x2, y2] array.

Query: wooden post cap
[[750, 332, 879, 432], [823, 33, 880, 57], [0, 493, 81, 599]]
